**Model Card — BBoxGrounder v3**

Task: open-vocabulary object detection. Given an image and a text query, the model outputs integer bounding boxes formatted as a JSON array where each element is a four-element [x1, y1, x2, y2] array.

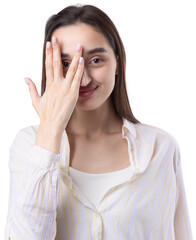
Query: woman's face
[[51, 23, 118, 110]]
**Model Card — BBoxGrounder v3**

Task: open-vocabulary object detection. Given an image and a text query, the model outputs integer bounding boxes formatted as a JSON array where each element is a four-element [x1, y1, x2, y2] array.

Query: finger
[[25, 77, 40, 109], [70, 57, 84, 92], [64, 43, 82, 88], [51, 36, 63, 81], [45, 41, 54, 87]]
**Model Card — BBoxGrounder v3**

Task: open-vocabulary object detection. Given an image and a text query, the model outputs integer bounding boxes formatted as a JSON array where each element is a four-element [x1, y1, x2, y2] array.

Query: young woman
[[5, 4, 193, 240]]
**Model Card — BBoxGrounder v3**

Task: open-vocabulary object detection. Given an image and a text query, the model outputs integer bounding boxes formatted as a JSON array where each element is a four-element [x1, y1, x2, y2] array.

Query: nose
[[80, 67, 91, 87]]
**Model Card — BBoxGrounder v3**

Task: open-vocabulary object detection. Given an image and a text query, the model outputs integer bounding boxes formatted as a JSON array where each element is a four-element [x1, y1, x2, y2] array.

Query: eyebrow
[[61, 47, 108, 58]]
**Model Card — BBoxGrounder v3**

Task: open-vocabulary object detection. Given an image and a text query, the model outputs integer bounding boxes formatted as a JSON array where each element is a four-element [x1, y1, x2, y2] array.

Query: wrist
[[38, 122, 63, 137], [35, 123, 64, 154]]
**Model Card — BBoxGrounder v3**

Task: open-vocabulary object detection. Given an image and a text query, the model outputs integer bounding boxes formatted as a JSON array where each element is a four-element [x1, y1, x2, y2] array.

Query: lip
[[79, 86, 98, 93], [79, 86, 98, 98]]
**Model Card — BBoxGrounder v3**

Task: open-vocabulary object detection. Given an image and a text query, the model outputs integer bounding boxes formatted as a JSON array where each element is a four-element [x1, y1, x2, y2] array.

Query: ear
[[115, 55, 119, 75]]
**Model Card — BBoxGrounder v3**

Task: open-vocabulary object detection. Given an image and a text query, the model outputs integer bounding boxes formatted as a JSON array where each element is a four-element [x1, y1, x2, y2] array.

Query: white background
[[0, 0, 195, 238]]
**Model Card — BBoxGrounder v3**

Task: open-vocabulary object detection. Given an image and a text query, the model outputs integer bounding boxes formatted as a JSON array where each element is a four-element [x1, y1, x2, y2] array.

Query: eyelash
[[62, 58, 104, 68]]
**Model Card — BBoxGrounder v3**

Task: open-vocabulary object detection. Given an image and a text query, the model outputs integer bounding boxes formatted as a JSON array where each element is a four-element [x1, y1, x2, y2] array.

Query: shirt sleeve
[[173, 143, 193, 240], [4, 128, 61, 240]]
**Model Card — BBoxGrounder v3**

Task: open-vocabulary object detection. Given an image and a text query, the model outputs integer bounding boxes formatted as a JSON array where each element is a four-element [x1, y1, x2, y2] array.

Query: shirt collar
[[121, 117, 154, 174], [121, 117, 137, 140]]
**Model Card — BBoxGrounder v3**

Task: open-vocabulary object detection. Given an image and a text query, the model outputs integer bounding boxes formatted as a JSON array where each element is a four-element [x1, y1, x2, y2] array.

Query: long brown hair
[[41, 4, 141, 124]]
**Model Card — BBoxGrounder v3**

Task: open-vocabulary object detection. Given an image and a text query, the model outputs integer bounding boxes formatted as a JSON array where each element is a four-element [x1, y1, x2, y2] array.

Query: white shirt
[[68, 165, 132, 209], [4, 117, 193, 240]]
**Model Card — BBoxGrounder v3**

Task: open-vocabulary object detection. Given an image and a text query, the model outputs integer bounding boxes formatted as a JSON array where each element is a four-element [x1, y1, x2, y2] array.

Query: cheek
[[92, 66, 115, 85], [92, 69, 106, 84], [94, 69, 115, 96]]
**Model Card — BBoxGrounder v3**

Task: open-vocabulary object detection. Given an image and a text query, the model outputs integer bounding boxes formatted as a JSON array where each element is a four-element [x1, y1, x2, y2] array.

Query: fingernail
[[76, 43, 81, 52], [79, 57, 83, 64], [52, 36, 57, 45], [24, 77, 30, 85], [46, 41, 51, 49]]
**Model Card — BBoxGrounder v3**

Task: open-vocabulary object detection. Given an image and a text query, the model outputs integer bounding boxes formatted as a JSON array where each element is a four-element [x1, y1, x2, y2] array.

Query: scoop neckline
[[69, 165, 131, 175]]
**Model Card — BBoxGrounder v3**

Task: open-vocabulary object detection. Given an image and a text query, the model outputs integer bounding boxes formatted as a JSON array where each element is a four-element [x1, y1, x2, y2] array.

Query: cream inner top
[[68, 165, 132, 209]]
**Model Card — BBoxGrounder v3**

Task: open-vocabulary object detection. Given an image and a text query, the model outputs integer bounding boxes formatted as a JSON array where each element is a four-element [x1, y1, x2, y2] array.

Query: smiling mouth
[[79, 86, 98, 93], [79, 86, 98, 98]]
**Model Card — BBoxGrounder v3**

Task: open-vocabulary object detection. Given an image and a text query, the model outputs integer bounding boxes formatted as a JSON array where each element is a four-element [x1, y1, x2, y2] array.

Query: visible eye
[[62, 61, 70, 69], [90, 58, 104, 64], [61, 58, 104, 69]]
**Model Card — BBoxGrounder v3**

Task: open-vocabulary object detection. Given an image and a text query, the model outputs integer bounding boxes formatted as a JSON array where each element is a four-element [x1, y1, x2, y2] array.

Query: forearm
[[5, 144, 61, 240]]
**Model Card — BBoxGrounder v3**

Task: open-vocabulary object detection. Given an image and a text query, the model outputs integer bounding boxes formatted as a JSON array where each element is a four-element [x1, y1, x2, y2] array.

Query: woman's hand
[[25, 36, 84, 135]]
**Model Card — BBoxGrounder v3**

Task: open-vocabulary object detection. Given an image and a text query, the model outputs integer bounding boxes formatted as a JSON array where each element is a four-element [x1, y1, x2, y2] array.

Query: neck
[[66, 98, 122, 138]]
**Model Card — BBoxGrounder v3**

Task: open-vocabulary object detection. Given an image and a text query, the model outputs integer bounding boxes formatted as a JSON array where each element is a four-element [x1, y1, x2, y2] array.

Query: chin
[[77, 95, 111, 112], [76, 101, 102, 111]]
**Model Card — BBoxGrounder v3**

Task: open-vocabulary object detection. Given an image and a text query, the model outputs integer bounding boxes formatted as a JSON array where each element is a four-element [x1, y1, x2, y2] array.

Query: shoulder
[[133, 122, 181, 173], [8, 124, 39, 171], [134, 122, 179, 150], [10, 124, 39, 152]]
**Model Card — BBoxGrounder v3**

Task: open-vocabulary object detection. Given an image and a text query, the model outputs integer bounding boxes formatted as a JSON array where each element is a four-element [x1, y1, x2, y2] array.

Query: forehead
[[52, 23, 113, 55]]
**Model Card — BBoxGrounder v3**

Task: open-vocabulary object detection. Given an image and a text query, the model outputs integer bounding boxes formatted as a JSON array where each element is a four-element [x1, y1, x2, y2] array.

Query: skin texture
[[51, 23, 121, 139]]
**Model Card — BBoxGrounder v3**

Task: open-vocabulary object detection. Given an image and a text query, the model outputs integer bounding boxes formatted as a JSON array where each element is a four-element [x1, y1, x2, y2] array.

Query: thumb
[[24, 77, 40, 108]]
